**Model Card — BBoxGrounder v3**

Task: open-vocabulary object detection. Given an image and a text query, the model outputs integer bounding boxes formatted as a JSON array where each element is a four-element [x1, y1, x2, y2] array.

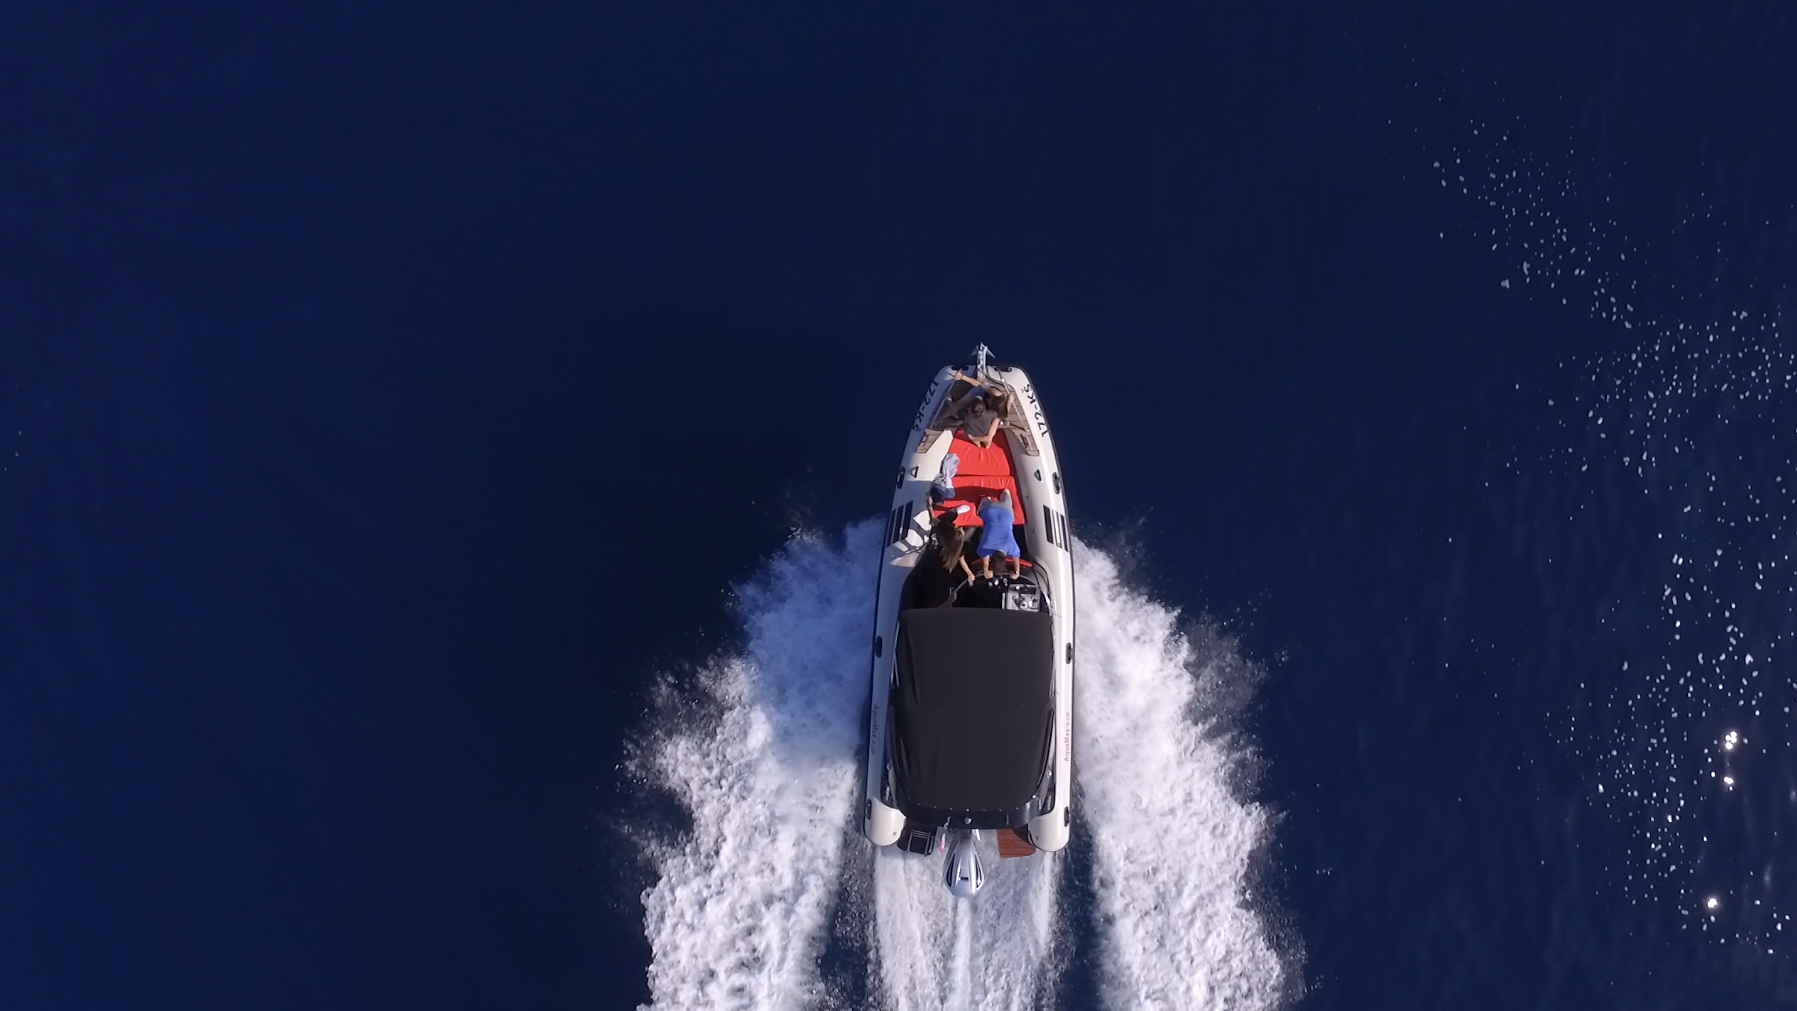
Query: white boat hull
[[861, 355, 1075, 857]]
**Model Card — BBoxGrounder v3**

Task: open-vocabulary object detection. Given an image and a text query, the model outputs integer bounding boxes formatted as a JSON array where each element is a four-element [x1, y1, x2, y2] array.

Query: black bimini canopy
[[892, 607, 1055, 815]]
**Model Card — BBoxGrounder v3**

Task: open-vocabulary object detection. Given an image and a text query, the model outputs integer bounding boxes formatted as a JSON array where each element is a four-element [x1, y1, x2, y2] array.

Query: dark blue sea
[[6, 2, 1797, 1008]]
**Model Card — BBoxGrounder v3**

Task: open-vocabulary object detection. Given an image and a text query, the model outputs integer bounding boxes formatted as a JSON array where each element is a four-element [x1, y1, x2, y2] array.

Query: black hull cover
[[891, 607, 1055, 817]]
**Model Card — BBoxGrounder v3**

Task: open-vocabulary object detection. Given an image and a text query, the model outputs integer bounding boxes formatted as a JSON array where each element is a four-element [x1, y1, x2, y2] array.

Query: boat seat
[[945, 432, 1015, 477], [934, 432, 1024, 527], [935, 479, 1024, 527]]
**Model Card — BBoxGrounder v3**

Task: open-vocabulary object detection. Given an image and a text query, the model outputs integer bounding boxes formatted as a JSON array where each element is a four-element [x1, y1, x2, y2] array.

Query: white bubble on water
[[632, 521, 879, 1010], [1074, 543, 1292, 1010], [1438, 120, 1797, 951]]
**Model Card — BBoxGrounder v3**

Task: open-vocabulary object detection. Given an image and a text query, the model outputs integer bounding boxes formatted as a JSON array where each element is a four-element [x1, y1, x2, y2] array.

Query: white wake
[[635, 521, 878, 1010], [870, 837, 1060, 1011], [633, 523, 1289, 1010], [1073, 542, 1288, 1010]]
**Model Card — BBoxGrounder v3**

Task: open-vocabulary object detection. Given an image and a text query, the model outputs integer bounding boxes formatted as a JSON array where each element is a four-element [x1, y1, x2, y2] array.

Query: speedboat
[[861, 346, 1074, 898]]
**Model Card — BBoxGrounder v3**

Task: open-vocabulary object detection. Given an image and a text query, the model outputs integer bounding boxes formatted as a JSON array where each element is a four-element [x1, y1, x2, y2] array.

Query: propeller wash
[[633, 481, 1287, 1007]]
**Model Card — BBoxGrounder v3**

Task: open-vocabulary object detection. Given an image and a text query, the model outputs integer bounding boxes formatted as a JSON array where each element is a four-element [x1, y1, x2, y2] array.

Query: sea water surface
[[5, 1, 1797, 1009]]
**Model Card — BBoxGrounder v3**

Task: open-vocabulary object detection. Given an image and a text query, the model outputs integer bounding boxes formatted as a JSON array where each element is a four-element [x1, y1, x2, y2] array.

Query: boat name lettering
[[910, 378, 944, 433], [1023, 383, 1047, 434]]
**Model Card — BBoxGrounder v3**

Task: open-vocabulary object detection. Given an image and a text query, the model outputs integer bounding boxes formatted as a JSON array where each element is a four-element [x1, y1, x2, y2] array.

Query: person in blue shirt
[[975, 489, 1023, 579]]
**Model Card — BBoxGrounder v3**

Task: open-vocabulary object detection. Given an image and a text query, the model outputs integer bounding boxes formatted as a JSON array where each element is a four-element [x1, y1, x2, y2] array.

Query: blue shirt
[[976, 500, 1021, 557]]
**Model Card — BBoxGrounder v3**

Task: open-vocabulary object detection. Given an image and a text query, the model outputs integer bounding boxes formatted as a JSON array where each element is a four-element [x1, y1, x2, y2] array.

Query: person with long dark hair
[[910, 509, 977, 608]]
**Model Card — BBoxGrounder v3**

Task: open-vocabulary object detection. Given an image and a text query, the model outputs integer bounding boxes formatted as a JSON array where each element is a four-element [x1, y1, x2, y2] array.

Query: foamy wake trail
[[636, 521, 879, 1010], [635, 523, 1286, 1010], [872, 838, 1059, 1011], [1073, 541, 1287, 1010]]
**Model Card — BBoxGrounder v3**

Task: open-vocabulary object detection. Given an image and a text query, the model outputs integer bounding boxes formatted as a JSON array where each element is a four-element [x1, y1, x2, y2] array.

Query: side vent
[[887, 504, 910, 545]]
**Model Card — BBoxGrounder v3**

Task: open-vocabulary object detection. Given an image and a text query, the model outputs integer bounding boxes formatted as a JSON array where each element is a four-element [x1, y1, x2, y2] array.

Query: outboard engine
[[942, 829, 986, 899]]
